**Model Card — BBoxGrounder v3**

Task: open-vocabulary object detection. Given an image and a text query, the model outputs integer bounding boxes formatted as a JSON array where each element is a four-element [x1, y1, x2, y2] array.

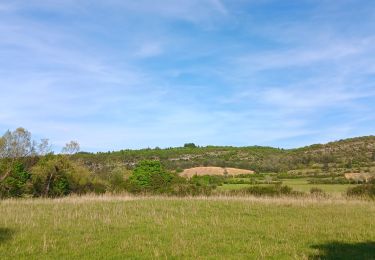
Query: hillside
[[74, 136, 375, 177]]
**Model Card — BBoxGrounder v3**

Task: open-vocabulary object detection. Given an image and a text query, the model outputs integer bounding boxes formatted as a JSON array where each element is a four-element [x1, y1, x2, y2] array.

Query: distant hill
[[74, 136, 375, 177]]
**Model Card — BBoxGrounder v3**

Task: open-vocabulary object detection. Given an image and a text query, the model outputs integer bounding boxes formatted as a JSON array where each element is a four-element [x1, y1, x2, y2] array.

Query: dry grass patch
[[180, 166, 254, 178]]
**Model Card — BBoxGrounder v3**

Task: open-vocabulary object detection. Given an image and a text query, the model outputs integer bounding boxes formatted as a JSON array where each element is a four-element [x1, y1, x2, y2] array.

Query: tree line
[[0, 128, 217, 198]]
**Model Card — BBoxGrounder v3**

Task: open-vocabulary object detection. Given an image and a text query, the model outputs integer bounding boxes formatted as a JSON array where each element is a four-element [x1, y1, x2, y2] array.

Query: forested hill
[[74, 136, 375, 176]]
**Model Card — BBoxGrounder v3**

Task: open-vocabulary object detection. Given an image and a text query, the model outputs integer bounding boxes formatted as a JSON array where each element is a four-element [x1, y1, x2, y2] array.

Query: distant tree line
[[1, 127, 375, 199]]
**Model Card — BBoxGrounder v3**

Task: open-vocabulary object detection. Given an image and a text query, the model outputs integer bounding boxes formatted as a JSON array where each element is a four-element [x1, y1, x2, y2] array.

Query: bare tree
[[0, 127, 36, 182], [38, 138, 52, 156], [61, 141, 80, 155]]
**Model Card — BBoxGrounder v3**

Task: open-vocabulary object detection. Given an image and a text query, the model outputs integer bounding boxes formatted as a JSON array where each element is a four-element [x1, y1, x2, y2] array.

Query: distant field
[[218, 178, 357, 194], [1, 196, 374, 259], [180, 166, 254, 178], [281, 178, 357, 193]]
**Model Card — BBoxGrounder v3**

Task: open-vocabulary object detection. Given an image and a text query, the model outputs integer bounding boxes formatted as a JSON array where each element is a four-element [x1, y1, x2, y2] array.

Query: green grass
[[1, 196, 374, 259], [281, 178, 356, 193], [219, 178, 357, 194], [218, 183, 252, 190]]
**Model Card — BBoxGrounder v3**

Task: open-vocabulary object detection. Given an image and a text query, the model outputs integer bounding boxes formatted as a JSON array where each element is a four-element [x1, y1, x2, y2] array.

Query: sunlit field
[[1, 195, 374, 259], [218, 178, 357, 195]]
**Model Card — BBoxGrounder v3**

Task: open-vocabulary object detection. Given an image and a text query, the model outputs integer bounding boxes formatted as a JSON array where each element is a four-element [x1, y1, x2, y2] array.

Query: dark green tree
[[184, 143, 197, 148], [128, 160, 174, 193], [0, 162, 30, 198]]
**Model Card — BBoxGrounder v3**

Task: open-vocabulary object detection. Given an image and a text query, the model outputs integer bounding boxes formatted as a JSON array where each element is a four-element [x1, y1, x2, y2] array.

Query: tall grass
[[1, 195, 374, 259]]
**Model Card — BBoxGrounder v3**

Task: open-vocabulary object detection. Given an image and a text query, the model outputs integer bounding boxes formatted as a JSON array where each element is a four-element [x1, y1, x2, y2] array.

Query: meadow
[[1, 195, 374, 259], [218, 178, 357, 195]]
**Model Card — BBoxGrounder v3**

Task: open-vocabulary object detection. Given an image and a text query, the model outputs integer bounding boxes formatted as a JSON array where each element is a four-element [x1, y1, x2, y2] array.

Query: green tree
[[0, 128, 35, 182], [31, 155, 94, 197], [128, 160, 174, 193], [184, 143, 197, 148], [0, 163, 31, 198], [109, 167, 129, 193]]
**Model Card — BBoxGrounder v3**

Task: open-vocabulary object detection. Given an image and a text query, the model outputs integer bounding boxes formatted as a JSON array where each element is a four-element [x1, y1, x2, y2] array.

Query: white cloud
[[0, 0, 374, 151], [134, 42, 164, 58]]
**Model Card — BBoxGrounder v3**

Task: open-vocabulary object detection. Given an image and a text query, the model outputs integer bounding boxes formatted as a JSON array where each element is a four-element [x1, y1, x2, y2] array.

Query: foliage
[[309, 187, 328, 198], [108, 167, 129, 193], [74, 135, 375, 176], [189, 175, 225, 187], [232, 184, 301, 197], [128, 160, 176, 193], [184, 143, 197, 148], [31, 155, 104, 197], [308, 177, 350, 184], [170, 184, 213, 196], [61, 141, 80, 155], [346, 184, 375, 199], [0, 163, 31, 198]]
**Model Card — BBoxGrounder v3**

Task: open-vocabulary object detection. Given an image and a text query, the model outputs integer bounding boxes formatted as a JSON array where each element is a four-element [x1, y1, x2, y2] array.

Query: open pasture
[[1, 195, 374, 259], [218, 178, 357, 195]]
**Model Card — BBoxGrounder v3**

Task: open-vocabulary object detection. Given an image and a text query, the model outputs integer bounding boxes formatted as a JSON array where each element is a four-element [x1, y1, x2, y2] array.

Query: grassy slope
[[1, 196, 374, 259]]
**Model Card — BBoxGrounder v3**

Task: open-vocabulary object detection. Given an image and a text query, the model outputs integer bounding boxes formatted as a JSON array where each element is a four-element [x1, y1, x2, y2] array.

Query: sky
[[0, 0, 375, 152]]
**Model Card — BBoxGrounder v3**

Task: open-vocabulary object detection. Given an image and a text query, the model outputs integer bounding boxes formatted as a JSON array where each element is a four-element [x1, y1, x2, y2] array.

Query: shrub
[[232, 184, 302, 197], [347, 184, 375, 199], [31, 155, 100, 197], [0, 163, 31, 198], [170, 184, 213, 196], [308, 178, 349, 184], [310, 187, 328, 198], [190, 175, 225, 187], [108, 167, 129, 193], [127, 160, 176, 193], [175, 168, 183, 173]]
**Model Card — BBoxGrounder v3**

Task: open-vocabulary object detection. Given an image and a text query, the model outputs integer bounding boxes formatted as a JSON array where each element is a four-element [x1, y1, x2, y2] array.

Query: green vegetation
[[73, 135, 375, 176], [1, 127, 375, 199], [230, 184, 301, 197], [0, 128, 105, 198], [1, 127, 375, 258], [347, 184, 375, 198], [127, 160, 176, 193], [0, 196, 374, 259], [279, 178, 356, 193]]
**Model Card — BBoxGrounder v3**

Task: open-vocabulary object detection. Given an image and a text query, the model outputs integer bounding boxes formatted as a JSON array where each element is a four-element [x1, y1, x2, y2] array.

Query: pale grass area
[[180, 166, 254, 177], [1, 193, 372, 206]]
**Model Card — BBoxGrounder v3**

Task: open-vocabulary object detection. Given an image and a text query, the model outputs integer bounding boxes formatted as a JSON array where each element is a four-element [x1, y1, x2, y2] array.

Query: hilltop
[[74, 136, 375, 177]]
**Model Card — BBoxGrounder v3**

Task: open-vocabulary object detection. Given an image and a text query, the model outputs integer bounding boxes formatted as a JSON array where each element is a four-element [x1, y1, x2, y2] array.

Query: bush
[[232, 184, 302, 197], [127, 160, 176, 193], [108, 167, 129, 193], [347, 185, 375, 199], [310, 187, 328, 198], [0, 163, 31, 198], [308, 178, 349, 184], [190, 175, 225, 187], [170, 184, 213, 196], [31, 155, 101, 197]]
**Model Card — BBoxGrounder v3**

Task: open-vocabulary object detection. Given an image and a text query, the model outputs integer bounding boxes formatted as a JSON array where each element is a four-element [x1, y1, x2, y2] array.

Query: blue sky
[[0, 0, 375, 152]]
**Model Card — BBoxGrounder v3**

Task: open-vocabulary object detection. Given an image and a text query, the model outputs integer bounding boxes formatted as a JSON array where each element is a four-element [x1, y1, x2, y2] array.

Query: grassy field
[[218, 178, 357, 194], [281, 179, 356, 193], [1, 195, 374, 259]]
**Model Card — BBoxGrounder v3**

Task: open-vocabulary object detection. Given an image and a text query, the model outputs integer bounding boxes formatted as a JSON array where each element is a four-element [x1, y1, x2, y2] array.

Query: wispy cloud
[[134, 42, 164, 58]]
